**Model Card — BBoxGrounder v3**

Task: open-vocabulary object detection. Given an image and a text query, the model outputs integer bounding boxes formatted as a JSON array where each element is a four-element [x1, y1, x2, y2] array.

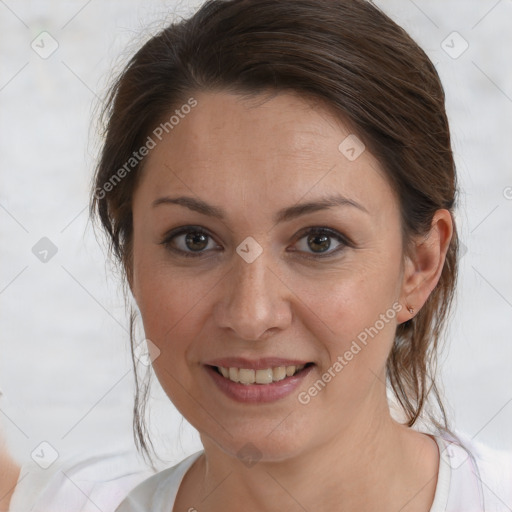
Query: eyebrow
[[152, 193, 369, 224]]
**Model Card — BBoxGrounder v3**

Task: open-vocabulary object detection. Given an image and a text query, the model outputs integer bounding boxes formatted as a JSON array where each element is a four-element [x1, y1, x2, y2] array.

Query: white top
[[116, 432, 512, 512], [8, 450, 155, 512]]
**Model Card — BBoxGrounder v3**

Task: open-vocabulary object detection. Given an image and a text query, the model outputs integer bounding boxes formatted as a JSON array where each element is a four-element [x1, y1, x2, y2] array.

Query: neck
[[191, 400, 438, 512]]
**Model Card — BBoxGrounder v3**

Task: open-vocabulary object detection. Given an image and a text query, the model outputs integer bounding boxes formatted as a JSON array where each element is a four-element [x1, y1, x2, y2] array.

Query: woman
[[90, 0, 511, 510]]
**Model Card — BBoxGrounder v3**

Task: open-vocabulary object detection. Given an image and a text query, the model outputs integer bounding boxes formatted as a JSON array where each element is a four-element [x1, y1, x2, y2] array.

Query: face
[[131, 90, 409, 461]]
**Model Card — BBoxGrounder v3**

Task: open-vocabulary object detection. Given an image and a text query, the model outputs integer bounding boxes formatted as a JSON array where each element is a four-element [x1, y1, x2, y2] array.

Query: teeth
[[286, 365, 296, 377], [255, 368, 273, 384], [238, 368, 255, 385], [217, 364, 306, 385], [273, 366, 287, 381]]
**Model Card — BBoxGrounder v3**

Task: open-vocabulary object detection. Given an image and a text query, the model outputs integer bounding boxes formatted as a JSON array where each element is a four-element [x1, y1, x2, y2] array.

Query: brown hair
[[91, 0, 459, 462]]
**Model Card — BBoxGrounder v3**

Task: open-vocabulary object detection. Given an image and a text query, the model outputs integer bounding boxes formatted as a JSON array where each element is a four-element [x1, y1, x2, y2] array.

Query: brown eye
[[292, 227, 350, 258], [184, 231, 209, 252], [307, 233, 331, 253], [160, 226, 220, 258]]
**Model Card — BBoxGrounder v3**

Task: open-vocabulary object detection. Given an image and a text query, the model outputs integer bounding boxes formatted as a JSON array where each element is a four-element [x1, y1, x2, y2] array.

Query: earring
[[407, 305, 415, 315]]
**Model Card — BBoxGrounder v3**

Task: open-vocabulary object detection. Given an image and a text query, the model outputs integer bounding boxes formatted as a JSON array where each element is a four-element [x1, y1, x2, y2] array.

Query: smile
[[204, 361, 315, 403], [215, 364, 308, 384]]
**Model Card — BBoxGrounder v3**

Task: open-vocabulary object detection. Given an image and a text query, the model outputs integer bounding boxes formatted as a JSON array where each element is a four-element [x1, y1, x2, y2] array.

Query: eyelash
[[159, 225, 353, 260]]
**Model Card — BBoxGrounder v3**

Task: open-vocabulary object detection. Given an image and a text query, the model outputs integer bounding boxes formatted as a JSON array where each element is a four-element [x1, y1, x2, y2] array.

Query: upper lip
[[205, 357, 312, 370]]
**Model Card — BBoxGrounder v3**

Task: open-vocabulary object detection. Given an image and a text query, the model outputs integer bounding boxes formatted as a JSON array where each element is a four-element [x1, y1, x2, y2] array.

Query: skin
[[130, 90, 453, 511], [0, 428, 20, 512]]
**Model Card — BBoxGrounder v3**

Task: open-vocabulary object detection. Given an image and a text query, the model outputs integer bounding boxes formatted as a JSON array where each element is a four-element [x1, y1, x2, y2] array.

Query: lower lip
[[204, 365, 314, 403]]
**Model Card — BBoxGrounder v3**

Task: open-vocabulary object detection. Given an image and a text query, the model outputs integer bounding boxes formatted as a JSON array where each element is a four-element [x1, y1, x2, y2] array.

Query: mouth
[[203, 360, 315, 403], [211, 363, 314, 385]]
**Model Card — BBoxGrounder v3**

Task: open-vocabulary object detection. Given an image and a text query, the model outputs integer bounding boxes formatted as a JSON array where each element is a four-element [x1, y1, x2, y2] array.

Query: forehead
[[136, 90, 397, 218]]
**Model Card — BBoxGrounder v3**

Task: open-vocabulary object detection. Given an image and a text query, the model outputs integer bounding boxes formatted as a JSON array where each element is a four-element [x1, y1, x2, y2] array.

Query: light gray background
[[0, 0, 511, 467]]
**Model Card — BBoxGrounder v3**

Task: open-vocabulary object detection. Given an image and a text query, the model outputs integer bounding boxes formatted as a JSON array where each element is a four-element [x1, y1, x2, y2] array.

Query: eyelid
[[293, 226, 353, 246], [159, 225, 222, 258], [288, 226, 353, 258]]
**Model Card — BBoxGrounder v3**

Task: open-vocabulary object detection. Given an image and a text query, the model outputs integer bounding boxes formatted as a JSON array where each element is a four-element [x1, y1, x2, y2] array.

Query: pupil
[[308, 233, 330, 252], [186, 232, 208, 251]]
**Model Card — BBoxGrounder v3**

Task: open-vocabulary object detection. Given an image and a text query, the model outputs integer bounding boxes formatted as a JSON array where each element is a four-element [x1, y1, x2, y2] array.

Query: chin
[[203, 420, 314, 465]]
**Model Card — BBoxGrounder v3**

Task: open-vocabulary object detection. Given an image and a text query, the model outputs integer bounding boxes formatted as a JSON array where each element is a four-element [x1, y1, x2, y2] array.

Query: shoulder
[[8, 449, 155, 512], [115, 451, 203, 512], [435, 430, 512, 512], [465, 435, 512, 510]]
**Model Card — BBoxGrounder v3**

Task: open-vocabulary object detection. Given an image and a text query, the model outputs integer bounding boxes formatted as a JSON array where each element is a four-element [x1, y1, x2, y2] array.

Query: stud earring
[[407, 305, 415, 315]]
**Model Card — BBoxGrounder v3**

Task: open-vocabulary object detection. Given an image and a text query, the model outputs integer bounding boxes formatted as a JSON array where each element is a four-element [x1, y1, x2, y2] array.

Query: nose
[[214, 249, 292, 341]]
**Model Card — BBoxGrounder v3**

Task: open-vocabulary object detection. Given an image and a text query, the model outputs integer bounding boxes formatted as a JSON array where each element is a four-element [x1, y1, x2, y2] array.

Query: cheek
[[135, 265, 204, 342], [286, 262, 403, 415], [289, 256, 401, 344], [134, 265, 208, 414], [292, 273, 401, 414], [133, 257, 223, 386]]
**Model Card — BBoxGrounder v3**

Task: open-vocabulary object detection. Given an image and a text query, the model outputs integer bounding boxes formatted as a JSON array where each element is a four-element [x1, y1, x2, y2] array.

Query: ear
[[396, 209, 453, 324]]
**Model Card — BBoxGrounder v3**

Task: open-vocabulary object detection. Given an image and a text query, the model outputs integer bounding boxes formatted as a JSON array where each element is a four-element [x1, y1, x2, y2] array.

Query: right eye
[[159, 226, 222, 258]]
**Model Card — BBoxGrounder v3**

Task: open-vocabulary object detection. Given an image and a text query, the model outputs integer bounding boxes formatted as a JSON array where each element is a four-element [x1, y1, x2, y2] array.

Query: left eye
[[291, 227, 348, 257]]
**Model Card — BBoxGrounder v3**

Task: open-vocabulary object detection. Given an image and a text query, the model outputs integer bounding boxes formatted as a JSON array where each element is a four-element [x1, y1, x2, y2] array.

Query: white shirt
[[8, 450, 155, 512], [115, 432, 512, 512]]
